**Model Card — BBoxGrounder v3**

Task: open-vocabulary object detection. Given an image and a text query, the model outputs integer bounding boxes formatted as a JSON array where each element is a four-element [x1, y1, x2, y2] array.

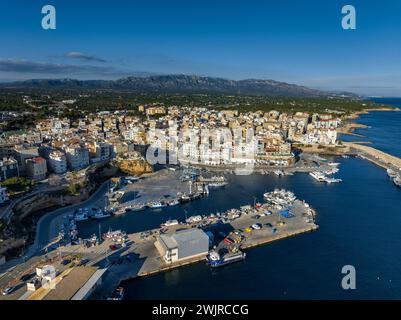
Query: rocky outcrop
[[115, 159, 153, 176]]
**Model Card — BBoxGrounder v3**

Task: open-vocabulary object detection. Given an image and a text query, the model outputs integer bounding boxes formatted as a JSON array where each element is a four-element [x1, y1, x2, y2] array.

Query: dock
[[56, 191, 318, 298], [344, 142, 401, 170]]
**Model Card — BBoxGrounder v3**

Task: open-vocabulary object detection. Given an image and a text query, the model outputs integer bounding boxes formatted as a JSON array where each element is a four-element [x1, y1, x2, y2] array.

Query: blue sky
[[1, 0, 401, 96]]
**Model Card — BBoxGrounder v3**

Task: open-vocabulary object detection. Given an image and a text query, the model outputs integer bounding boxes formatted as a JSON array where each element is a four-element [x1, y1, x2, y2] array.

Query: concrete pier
[[344, 142, 401, 170]]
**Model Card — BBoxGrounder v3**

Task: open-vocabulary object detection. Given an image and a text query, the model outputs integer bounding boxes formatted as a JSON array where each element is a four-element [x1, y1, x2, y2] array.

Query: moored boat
[[148, 201, 168, 209], [387, 168, 398, 178], [206, 250, 246, 268], [167, 199, 180, 206], [393, 175, 401, 187], [93, 210, 112, 219], [160, 219, 179, 227]]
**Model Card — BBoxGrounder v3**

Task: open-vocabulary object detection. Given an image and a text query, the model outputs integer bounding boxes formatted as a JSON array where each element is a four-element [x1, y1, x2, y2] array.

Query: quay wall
[[137, 225, 318, 277], [344, 142, 401, 169]]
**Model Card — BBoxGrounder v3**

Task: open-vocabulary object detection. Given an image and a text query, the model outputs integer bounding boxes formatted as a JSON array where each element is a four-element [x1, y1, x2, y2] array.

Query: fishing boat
[[167, 199, 180, 207], [148, 201, 168, 209], [309, 171, 326, 182], [207, 176, 228, 188], [113, 208, 126, 216], [328, 162, 340, 166], [93, 210, 112, 219], [206, 250, 246, 268], [74, 212, 89, 222], [160, 219, 179, 227], [180, 194, 191, 203], [125, 203, 147, 212], [185, 215, 202, 224], [387, 168, 398, 178], [325, 177, 342, 184]]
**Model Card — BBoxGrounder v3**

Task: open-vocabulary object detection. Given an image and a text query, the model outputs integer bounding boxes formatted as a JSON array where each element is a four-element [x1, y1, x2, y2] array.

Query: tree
[[66, 183, 81, 196], [0, 177, 35, 192]]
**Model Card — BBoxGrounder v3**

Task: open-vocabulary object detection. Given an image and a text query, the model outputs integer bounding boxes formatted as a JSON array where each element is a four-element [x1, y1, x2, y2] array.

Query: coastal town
[[0, 93, 399, 300]]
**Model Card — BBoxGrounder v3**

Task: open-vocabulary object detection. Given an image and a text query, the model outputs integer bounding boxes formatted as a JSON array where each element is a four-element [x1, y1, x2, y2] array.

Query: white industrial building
[[155, 228, 209, 264]]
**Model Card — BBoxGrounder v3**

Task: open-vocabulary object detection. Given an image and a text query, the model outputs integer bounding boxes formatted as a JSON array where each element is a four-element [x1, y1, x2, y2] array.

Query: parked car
[[2, 286, 16, 296], [62, 259, 71, 266], [20, 273, 35, 282]]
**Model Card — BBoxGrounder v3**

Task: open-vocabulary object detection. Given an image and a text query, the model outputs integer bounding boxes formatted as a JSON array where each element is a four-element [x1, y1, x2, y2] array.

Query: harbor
[[59, 188, 318, 298], [0, 181, 318, 300], [2, 153, 401, 300]]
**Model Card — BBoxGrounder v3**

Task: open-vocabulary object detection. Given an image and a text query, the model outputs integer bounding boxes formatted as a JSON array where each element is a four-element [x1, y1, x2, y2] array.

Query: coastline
[[344, 107, 399, 121], [339, 107, 399, 137]]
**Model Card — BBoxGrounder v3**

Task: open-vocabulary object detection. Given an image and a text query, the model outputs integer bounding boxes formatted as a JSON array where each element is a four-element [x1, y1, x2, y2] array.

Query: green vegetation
[[0, 177, 35, 193], [73, 93, 386, 115], [0, 91, 395, 134], [0, 93, 25, 111], [66, 183, 81, 196]]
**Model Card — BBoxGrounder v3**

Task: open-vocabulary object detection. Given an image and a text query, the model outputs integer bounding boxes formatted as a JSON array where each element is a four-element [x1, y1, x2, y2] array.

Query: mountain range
[[0, 74, 356, 97]]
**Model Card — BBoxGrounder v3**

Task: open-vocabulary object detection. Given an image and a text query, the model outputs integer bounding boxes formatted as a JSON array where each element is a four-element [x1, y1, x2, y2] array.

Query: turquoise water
[[81, 99, 401, 299]]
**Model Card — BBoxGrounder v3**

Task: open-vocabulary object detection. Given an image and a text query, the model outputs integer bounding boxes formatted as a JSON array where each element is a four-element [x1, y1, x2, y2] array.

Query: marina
[[63, 187, 317, 298]]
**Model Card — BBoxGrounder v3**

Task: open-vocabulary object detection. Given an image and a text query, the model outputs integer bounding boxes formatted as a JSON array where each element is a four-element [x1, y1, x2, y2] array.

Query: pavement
[[0, 181, 110, 277]]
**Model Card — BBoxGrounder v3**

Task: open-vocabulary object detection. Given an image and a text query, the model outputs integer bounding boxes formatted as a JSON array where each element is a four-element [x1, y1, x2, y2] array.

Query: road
[[0, 181, 109, 275], [32, 181, 110, 256]]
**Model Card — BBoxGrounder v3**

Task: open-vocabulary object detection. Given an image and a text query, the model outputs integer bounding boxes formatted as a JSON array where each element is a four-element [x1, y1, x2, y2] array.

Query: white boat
[[207, 176, 228, 188], [160, 219, 179, 227], [125, 203, 147, 212], [387, 168, 398, 178], [167, 199, 180, 207], [393, 175, 401, 187], [328, 162, 340, 166], [325, 167, 339, 175], [309, 171, 326, 182], [325, 177, 342, 184], [93, 211, 111, 219], [114, 208, 126, 216], [148, 201, 167, 209], [207, 250, 246, 268], [74, 213, 88, 222], [186, 215, 202, 224]]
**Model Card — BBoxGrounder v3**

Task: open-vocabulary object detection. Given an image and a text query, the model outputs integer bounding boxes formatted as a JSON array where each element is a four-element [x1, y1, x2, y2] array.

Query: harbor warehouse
[[155, 229, 209, 263]]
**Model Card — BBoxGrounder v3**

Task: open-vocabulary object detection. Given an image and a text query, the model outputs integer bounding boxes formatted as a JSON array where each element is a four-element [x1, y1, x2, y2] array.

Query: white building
[[48, 151, 67, 174], [65, 146, 90, 170], [154, 229, 209, 264]]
